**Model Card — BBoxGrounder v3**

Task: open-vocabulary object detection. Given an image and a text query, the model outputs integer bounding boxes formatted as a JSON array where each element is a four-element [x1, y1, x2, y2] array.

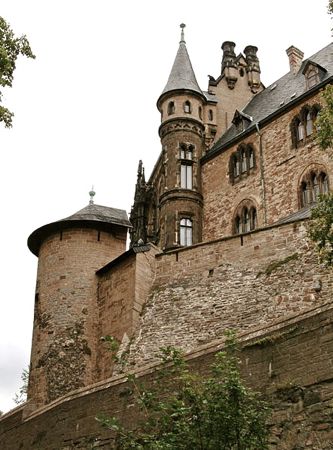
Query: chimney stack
[[286, 46, 304, 75]]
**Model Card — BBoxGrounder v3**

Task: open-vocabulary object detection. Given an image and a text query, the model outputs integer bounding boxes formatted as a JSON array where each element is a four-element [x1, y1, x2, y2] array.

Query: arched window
[[300, 170, 329, 207], [184, 100, 191, 113], [180, 144, 194, 189], [180, 218, 193, 246], [306, 111, 313, 136], [167, 101, 175, 115], [234, 204, 257, 234], [230, 144, 255, 184], [208, 109, 213, 121], [297, 120, 304, 141], [249, 147, 254, 169]]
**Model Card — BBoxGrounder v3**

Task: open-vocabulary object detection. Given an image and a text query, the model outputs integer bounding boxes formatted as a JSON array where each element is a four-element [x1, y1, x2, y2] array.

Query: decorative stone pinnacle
[[89, 186, 96, 205], [180, 23, 186, 43]]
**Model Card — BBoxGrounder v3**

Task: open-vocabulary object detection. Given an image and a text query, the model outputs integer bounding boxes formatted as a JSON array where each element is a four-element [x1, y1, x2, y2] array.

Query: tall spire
[[159, 24, 203, 99]]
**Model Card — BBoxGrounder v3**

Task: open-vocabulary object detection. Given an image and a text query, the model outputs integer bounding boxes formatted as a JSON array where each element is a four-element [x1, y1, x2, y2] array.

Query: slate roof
[[206, 42, 333, 157], [159, 39, 203, 101], [273, 206, 312, 225], [28, 204, 131, 256]]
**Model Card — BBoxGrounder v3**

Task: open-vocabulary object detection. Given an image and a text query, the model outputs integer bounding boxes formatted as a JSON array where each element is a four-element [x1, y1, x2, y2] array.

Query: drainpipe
[[255, 122, 267, 225]]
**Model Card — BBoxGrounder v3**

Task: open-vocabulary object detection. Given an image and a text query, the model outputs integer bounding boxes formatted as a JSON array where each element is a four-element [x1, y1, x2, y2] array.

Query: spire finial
[[89, 185, 96, 205], [180, 23, 186, 43]]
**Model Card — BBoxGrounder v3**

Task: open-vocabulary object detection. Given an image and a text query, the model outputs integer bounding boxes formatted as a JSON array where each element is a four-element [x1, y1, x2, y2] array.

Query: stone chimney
[[244, 45, 261, 92], [286, 46, 304, 75], [221, 41, 238, 89]]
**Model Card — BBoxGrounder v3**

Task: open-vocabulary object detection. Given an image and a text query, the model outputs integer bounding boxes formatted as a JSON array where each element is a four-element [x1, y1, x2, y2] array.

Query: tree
[[97, 332, 270, 449], [13, 367, 29, 405], [0, 16, 35, 127], [315, 84, 333, 150]]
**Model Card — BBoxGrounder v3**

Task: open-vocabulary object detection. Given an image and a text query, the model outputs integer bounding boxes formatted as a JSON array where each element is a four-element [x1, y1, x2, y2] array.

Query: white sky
[[0, 0, 331, 414]]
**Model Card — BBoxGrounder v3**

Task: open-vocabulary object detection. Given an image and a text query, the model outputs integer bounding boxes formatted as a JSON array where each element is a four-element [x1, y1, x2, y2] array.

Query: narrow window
[[321, 173, 329, 194], [297, 121, 304, 141], [180, 218, 193, 246], [243, 208, 250, 232], [249, 147, 254, 169], [235, 216, 241, 234], [198, 106, 202, 120], [241, 149, 247, 173], [233, 154, 240, 178], [306, 111, 313, 136], [181, 164, 192, 189], [184, 101, 191, 113], [208, 109, 213, 121], [168, 101, 175, 115], [301, 181, 309, 207], [250, 208, 257, 231], [312, 174, 320, 201]]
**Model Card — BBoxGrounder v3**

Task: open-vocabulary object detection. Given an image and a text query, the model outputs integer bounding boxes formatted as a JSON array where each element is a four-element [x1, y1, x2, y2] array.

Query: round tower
[[156, 24, 206, 250], [26, 199, 130, 411]]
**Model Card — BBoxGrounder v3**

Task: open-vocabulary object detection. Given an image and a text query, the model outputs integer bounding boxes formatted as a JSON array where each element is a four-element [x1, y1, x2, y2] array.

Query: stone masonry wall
[[28, 227, 127, 412], [125, 221, 332, 368], [1, 306, 333, 449], [96, 246, 158, 382], [202, 92, 333, 241]]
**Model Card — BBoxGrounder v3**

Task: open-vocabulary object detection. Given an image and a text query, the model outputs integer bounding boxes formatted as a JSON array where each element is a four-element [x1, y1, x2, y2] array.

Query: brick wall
[[1, 306, 333, 449], [28, 227, 127, 412], [202, 92, 333, 241]]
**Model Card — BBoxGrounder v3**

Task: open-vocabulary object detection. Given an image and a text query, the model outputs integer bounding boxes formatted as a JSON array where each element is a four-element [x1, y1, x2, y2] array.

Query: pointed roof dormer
[[158, 24, 203, 105]]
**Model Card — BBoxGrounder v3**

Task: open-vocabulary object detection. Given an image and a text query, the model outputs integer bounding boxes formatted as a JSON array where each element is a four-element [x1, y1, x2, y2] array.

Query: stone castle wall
[[202, 93, 333, 240], [123, 220, 332, 369], [1, 305, 333, 449]]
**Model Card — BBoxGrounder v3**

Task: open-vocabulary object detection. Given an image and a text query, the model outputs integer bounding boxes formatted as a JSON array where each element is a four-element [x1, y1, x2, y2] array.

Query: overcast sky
[[0, 0, 331, 414]]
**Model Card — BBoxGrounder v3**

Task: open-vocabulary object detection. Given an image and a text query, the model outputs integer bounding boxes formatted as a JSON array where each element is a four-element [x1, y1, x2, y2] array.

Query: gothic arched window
[[306, 111, 313, 136], [234, 203, 257, 234], [300, 170, 329, 207], [230, 144, 255, 184]]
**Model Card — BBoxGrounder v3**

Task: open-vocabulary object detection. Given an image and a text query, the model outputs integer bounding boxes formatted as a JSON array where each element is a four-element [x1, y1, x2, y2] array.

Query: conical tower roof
[[158, 24, 203, 102], [28, 203, 131, 256]]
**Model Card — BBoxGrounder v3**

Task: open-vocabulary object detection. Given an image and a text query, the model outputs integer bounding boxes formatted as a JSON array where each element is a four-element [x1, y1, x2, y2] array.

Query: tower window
[[168, 101, 175, 115], [181, 164, 193, 189], [180, 218, 193, 246], [208, 109, 213, 121], [184, 100, 191, 113], [198, 106, 202, 120], [180, 144, 193, 160]]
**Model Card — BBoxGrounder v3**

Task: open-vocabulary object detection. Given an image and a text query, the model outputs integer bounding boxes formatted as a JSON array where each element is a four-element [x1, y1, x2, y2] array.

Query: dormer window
[[302, 61, 327, 91], [168, 101, 175, 115], [184, 100, 191, 113]]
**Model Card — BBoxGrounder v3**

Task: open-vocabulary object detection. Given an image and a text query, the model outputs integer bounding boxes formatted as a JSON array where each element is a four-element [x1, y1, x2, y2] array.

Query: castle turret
[[27, 199, 130, 411], [156, 24, 205, 249]]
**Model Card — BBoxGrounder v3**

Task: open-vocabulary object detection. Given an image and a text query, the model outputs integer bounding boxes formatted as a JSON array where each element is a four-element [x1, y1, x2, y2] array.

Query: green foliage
[[316, 85, 333, 150], [308, 193, 333, 265], [13, 367, 29, 405], [0, 16, 35, 127], [97, 332, 270, 449]]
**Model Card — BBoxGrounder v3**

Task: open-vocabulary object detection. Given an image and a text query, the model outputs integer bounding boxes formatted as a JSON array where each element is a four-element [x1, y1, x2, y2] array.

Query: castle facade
[[1, 26, 333, 449]]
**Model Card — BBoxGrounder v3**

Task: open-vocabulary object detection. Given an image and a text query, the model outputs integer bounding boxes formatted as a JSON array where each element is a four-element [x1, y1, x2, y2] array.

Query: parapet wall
[[124, 220, 332, 368], [1, 305, 333, 449]]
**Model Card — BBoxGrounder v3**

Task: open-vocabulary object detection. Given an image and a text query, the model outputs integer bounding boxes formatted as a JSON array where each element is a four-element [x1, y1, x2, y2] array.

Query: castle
[[1, 26, 333, 449]]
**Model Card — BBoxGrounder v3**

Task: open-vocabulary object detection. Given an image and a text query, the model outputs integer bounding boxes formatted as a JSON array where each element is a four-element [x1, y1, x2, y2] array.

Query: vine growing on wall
[[97, 331, 270, 449]]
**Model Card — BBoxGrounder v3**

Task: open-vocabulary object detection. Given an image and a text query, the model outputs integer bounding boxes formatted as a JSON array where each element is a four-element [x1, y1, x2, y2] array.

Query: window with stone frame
[[167, 101, 175, 115], [234, 203, 257, 235], [229, 144, 256, 184], [183, 100, 192, 114], [290, 104, 320, 148], [300, 170, 329, 207], [179, 218, 193, 246], [179, 143, 194, 189]]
